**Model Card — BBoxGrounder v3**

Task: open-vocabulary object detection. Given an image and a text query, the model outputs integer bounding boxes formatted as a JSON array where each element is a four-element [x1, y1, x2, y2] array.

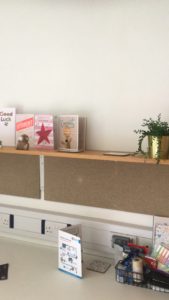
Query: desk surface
[[0, 237, 168, 300]]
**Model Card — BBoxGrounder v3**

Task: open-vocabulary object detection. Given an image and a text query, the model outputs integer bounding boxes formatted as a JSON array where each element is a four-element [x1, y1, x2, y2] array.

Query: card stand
[[115, 261, 169, 293]]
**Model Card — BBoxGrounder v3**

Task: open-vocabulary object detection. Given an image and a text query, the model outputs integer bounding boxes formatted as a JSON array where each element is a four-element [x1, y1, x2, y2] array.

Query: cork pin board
[[0, 153, 40, 198], [44, 157, 169, 217]]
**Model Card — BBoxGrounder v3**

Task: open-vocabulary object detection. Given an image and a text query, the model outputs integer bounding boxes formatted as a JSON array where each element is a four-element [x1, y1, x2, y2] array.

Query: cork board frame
[[0, 153, 40, 198], [44, 157, 169, 217]]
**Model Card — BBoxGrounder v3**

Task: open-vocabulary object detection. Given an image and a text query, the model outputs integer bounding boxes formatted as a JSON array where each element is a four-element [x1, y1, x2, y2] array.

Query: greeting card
[[0, 108, 15, 146], [34, 115, 54, 150], [57, 115, 86, 152], [16, 114, 34, 149]]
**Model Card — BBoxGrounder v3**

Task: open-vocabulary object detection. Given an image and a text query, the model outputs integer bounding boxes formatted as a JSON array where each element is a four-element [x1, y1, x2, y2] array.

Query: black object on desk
[[0, 264, 9, 280]]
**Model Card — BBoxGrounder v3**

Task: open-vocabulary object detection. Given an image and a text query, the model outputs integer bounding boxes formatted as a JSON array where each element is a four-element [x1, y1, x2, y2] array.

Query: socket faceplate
[[44, 220, 66, 236], [0, 213, 10, 228]]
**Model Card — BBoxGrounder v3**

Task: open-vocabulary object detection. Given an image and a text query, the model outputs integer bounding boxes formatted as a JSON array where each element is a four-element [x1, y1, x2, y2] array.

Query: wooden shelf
[[0, 147, 169, 164]]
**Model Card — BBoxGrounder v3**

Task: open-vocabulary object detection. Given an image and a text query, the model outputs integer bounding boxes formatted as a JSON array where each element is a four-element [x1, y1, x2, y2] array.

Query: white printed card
[[153, 216, 169, 248], [0, 108, 16, 146], [58, 225, 83, 278]]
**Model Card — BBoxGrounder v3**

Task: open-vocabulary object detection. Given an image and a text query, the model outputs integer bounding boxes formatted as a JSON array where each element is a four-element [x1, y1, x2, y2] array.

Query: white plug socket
[[0, 213, 10, 228]]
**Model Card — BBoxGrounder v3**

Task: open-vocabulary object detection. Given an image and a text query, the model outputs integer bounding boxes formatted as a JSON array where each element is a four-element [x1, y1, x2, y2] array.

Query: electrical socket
[[0, 213, 10, 228], [45, 221, 66, 236], [14, 215, 41, 233], [111, 232, 136, 248]]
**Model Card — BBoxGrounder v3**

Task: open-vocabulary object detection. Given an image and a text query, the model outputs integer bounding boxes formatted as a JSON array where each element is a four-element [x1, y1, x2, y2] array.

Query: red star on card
[[36, 123, 52, 144]]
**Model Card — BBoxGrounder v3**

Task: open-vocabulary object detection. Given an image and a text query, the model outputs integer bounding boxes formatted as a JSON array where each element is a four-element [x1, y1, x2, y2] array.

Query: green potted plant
[[134, 114, 169, 163]]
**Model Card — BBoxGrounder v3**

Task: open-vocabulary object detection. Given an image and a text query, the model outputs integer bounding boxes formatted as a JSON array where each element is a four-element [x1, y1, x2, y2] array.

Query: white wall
[[1, 0, 169, 151], [0, 0, 168, 226]]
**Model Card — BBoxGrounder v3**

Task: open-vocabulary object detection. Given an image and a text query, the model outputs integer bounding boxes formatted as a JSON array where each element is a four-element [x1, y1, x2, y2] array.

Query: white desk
[[0, 237, 168, 300]]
